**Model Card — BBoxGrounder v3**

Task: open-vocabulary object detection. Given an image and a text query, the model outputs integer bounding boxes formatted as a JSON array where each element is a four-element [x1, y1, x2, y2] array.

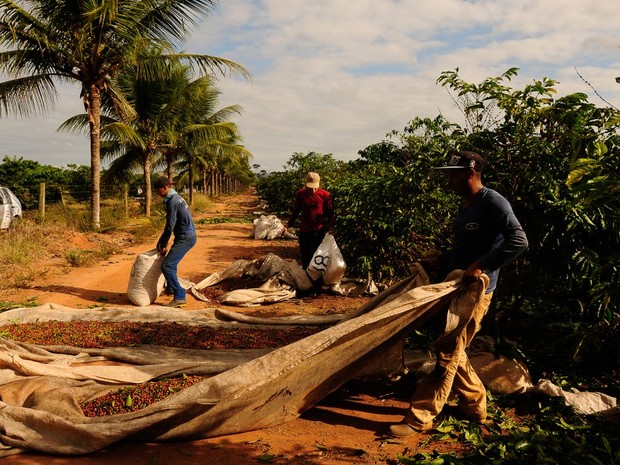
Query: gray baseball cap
[[433, 151, 486, 172]]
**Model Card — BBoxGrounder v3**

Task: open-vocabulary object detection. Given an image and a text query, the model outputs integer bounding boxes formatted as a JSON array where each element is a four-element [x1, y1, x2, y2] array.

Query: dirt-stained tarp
[[0, 266, 483, 457], [0, 261, 617, 458]]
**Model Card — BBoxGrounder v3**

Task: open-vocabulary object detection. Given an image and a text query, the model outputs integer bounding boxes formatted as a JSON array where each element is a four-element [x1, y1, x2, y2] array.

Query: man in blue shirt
[[154, 176, 197, 308], [390, 151, 528, 437]]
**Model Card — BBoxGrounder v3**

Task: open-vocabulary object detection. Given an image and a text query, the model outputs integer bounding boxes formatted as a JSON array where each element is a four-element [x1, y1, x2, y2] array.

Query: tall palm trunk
[[188, 158, 194, 205], [206, 168, 214, 196], [144, 156, 152, 217], [166, 152, 174, 179], [86, 85, 102, 230]]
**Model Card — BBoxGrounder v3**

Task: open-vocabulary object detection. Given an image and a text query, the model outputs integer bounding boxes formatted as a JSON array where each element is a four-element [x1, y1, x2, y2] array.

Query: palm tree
[[62, 46, 191, 217], [196, 135, 253, 197], [0, 0, 250, 228], [187, 132, 253, 198], [63, 62, 250, 213], [163, 76, 251, 204]]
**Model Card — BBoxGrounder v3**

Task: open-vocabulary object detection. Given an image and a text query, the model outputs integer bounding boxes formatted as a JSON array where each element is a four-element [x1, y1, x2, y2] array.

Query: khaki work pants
[[405, 289, 493, 428]]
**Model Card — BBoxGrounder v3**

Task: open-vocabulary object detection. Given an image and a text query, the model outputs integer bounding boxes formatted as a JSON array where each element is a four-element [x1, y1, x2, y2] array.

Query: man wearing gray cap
[[154, 176, 197, 308], [390, 150, 528, 437]]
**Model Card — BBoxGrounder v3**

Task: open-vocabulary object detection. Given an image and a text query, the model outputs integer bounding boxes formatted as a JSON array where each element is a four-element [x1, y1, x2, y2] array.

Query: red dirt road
[[1, 191, 434, 465]]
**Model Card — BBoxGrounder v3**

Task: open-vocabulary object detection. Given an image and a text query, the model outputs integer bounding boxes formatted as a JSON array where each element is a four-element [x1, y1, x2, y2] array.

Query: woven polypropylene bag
[[127, 249, 165, 306]]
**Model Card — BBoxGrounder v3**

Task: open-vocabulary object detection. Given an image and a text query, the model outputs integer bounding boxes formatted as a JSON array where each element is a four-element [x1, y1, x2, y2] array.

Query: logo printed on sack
[[312, 255, 329, 269], [307, 234, 346, 284]]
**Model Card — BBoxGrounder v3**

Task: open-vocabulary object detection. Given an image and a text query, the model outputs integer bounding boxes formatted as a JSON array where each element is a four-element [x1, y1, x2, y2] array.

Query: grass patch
[[0, 218, 63, 289], [65, 242, 118, 267], [0, 201, 154, 287], [0, 219, 49, 264], [0, 297, 40, 312], [190, 193, 212, 214], [196, 216, 254, 224], [65, 249, 95, 267], [37, 201, 122, 232], [129, 216, 165, 243]]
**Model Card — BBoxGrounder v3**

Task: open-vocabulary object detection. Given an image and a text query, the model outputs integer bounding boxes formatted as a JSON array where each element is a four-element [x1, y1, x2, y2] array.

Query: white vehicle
[[0, 187, 22, 229]]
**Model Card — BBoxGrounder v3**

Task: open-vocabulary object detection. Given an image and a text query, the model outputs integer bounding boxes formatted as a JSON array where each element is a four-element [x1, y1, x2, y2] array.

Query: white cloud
[[2, 0, 620, 172], [0, 83, 89, 167]]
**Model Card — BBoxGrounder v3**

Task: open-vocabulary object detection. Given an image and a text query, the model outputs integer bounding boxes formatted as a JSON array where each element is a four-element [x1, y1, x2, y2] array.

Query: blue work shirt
[[442, 187, 528, 293], [157, 189, 196, 249]]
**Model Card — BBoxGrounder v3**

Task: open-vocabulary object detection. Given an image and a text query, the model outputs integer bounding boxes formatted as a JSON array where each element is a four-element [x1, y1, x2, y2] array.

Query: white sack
[[469, 352, 533, 395], [252, 215, 285, 240], [127, 249, 165, 306], [278, 260, 314, 291], [307, 233, 346, 284], [467, 335, 534, 395], [330, 277, 379, 297], [532, 379, 618, 415], [244, 253, 289, 280]]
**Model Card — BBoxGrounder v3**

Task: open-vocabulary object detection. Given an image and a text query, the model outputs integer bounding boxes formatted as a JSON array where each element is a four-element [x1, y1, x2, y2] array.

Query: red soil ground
[[1, 190, 445, 465]]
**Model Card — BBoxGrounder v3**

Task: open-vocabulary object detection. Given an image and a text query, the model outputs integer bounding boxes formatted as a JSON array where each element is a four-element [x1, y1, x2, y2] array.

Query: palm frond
[[181, 121, 238, 143], [133, 0, 217, 43], [140, 52, 252, 81], [100, 140, 130, 162], [106, 83, 138, 123], [103, 149, 144, 183], [101, 122, 145, 149], [0, 73, 57, 117], [208, 104, 243, 122], [57, 114, 90, 135]]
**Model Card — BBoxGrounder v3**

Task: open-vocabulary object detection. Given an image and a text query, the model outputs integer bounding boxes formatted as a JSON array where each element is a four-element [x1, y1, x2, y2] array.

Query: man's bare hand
[[420, 249, 442, 271], [462, 261, 483, 284]]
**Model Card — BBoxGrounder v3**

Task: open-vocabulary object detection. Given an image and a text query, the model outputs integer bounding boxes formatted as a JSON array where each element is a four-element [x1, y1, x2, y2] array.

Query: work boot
[[389, 421, 433, 438], [167, 299, 187, 308]]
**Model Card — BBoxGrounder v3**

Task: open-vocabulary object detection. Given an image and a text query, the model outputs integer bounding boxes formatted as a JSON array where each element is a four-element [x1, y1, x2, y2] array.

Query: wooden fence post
[[59, 188, 66, 209], [123, 185, 129, 219], [38, 182, 45, 219]]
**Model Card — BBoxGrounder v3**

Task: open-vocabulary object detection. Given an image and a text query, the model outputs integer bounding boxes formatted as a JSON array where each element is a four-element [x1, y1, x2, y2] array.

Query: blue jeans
[[161, 234, 197, 300]]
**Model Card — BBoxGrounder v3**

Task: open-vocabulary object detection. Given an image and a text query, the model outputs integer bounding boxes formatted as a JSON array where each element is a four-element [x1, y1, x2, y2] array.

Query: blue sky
[[2, 0, 620, 173]]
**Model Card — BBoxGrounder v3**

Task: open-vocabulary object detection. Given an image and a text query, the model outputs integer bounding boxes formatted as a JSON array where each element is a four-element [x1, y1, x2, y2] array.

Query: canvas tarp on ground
[[0, 267, 616, 457], [190, 253, 378, 305], [0, 267, 477, 457]]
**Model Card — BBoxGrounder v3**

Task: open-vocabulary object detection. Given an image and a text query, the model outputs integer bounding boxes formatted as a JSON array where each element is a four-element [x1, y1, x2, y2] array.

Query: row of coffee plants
[[256, 69, 619, 386], [256, 66, 620, 464], [257, 68, 619, 324]]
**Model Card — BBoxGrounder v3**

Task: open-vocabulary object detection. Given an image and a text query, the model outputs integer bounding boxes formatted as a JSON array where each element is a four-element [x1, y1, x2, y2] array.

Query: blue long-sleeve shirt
[[157, 189, 196, 249], [439, 187, 528, 293]]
